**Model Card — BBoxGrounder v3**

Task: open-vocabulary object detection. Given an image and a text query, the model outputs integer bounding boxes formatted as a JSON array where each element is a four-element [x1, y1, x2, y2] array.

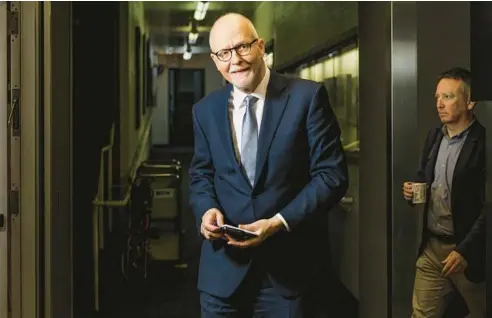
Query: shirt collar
[[232, 66, 270, 109], [442, 117, 475, 140]]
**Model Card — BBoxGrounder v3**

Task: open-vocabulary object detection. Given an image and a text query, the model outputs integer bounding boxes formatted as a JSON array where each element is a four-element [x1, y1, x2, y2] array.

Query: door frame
[[0, 3, 9, 316], [167, 68, 205, 146]]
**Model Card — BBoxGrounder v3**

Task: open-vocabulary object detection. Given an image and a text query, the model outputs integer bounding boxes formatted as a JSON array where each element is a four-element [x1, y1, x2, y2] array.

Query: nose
[[230, 50, 242, 64], [436, 97, 444, 108]]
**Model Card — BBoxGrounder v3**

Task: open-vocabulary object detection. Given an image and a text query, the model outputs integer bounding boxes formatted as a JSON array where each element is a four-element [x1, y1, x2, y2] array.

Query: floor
[[87, 147, 362, 318], [99, 250, 202, 318], [93, 149, 203, 318], [76, 145, 473, 318]]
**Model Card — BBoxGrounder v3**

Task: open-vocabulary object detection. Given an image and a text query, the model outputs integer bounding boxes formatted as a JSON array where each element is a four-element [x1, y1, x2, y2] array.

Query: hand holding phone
[[201, 209, 224, 240], [221, 224, 258, 241]]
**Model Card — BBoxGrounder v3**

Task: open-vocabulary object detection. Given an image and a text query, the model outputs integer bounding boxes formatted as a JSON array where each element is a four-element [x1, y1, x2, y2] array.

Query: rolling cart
[[139, 159, 183, 264]]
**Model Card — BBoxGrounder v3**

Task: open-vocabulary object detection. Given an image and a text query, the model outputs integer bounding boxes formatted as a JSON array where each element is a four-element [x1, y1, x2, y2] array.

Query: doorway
[[168, 68, 205, 147]]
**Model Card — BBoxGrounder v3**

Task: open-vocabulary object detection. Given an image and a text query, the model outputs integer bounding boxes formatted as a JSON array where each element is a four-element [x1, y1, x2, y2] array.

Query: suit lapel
[[218, 73, 290, 189], [215, 84, 251, 187], [254, 72, 290, 187], [452, 121, 480, 187]]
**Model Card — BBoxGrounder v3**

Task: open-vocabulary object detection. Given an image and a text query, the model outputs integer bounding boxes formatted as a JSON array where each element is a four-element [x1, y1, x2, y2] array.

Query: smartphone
[[220, 224, 258, 241]]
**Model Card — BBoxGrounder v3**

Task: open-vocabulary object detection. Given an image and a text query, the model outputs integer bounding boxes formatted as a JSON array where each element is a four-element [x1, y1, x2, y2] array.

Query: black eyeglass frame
[[212, 39, 259, 62]]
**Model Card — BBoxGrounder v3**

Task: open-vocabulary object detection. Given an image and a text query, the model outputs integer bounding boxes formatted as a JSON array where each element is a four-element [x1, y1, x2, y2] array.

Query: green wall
[[253, 2, 357, 68]]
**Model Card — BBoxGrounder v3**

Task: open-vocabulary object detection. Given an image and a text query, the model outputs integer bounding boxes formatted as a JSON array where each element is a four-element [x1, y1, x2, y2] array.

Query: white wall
[[151, 54, 223, 145], [151, 69, 169, 145]]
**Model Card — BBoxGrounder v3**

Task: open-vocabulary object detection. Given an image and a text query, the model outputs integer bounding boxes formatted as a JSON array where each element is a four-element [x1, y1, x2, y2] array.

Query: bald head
[[209, 13, 259, 52], [208, 12, 266, 93]]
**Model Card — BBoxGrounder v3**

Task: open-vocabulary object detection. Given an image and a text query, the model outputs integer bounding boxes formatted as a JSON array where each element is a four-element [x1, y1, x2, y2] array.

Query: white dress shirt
[[228, 67, 291, 231]]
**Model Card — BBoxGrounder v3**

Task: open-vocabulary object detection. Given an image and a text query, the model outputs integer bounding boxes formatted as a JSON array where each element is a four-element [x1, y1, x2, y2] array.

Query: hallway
[[93, 147, 358, 318], [96, 150, 202, 318], [1, 2, 491, 318]]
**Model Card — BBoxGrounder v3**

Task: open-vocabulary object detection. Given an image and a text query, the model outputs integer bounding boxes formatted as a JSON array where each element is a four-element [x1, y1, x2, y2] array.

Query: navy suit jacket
[[189, 71, 349, 298]]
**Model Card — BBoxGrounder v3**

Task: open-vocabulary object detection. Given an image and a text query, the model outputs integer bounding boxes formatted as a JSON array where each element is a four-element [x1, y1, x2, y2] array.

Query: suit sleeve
[[188, 106, 221, 228], [455, 135, 486, 260], [278, 84, 349, 229]]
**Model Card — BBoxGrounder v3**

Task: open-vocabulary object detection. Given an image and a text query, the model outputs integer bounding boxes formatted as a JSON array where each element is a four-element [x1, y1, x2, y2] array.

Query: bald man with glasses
[[188, 13, 348, 318]]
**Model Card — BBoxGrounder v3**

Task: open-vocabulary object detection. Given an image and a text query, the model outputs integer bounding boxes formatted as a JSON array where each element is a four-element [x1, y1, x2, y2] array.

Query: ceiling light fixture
[[194, 1, 209, 21], [183, 51, 192, 60], [188, 32, 198, 45], [183, 41, 192, 60], [188, 20, 199, 44]]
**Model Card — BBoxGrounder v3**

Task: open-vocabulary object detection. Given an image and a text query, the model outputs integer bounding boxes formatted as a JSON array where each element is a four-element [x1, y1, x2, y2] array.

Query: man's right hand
[[403, 182, 414, 201], [200, 208, 225, 240]]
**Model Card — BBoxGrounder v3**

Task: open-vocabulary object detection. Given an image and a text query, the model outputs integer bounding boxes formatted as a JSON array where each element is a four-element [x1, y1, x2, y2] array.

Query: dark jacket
[[189, 72, 349, 298], [413, 119, 486, 283]]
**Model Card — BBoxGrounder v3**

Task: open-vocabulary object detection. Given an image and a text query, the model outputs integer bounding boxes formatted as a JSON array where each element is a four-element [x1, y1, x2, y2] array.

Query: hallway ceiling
[[145, 1, 260, 55]]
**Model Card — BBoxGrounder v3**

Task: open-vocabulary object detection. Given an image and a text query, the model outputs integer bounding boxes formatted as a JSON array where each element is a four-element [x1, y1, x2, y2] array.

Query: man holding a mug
[[402, 67, 486, 317]]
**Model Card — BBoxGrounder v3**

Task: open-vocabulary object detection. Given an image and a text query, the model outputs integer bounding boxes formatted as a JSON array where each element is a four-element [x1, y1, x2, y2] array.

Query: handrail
[[101, 124, 114, 152], [128, 117, 154, 184], [92, 114, 153, 207], [91, 111, 153, 312], [92, 173, 180, 208], [91, 122, 115, 313], [139, 173, 180, 178], [143, 158, 181, 166], [343, 140, 359, 152], [142, 163, 181, 170]]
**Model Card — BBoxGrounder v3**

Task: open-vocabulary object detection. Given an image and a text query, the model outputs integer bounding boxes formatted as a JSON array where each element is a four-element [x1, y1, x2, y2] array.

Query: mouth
[[231, 68, 250, 74]]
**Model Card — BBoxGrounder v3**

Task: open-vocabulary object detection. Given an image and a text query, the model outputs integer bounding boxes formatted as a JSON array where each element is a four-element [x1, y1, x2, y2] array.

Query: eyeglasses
[[212, 39, 258, 62]]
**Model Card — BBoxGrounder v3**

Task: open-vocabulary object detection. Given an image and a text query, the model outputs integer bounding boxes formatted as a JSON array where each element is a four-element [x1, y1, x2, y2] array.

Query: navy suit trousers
[[199, 262, 307, 318]]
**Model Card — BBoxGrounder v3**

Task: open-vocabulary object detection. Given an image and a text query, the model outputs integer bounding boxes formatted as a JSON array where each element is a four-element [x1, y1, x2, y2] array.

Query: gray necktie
[[241, 95, 259, 186]]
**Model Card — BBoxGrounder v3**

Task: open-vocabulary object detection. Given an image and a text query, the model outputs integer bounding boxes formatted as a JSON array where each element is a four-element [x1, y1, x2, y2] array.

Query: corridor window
[[300, 67, 310, 80], [298, 43, 359, 152]]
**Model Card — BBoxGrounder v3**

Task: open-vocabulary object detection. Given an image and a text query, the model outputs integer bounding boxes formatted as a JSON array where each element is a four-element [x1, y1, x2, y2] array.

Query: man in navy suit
[[189, 13, 349, 317]]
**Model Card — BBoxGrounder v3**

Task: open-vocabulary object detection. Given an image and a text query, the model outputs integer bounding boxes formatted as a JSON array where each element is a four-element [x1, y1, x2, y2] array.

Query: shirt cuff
[[275, 213, 291, 232]]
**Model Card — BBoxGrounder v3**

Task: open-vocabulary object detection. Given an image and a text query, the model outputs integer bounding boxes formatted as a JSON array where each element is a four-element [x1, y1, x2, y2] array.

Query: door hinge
[[7, 9, 19, 36]]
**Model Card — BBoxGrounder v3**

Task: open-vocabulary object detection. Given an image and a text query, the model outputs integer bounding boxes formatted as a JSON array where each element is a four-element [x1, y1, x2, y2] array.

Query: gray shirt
[[427, 120, 474, 236]]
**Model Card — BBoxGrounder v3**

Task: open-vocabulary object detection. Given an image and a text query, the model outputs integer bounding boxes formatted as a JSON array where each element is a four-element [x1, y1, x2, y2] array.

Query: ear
[[467, 100, 476, 111], [257, 38, 266, 56], [210, 53, 220, 69]]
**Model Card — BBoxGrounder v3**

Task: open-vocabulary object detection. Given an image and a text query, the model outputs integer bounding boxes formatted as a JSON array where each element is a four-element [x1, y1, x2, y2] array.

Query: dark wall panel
[[470, 2, 492, 101], [72, 2, 120, 315]]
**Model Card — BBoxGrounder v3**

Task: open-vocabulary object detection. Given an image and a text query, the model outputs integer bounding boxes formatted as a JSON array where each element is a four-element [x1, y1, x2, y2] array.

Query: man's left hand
[[442, 251, 468, 277], [225, 217, 284, 248]]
